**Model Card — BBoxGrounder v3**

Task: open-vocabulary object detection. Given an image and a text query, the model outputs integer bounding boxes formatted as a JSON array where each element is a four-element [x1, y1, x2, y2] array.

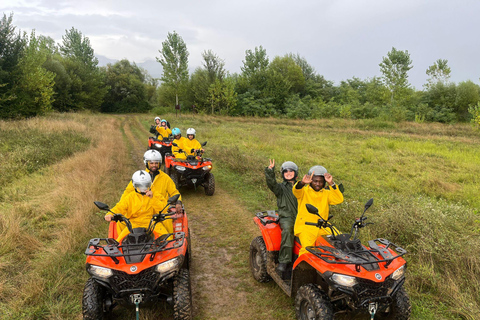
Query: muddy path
[[110, 116, 295, 320]]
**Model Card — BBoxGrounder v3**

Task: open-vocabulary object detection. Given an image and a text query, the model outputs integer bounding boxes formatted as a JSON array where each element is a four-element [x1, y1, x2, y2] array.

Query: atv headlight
[[392, 265, 405, 280], [88, 265, 113, 279], [202, 165, 212, 171], [331, 273, 357, 287], [155, 257, 180, 274], [175, 166, 186, 172], [155, 143, 162, 148]]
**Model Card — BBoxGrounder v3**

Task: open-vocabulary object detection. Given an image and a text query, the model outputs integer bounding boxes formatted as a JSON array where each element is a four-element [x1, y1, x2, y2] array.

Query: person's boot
[[277, 262, 287, 273]]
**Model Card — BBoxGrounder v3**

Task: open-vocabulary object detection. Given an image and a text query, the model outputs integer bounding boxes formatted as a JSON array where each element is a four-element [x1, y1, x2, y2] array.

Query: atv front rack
[[85, 232, 185, 264], [306, 238, 407, 272]]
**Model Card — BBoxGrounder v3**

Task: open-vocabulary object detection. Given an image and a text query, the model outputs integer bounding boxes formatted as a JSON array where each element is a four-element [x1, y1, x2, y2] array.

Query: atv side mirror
[[364, 198, 373, 211], [168, 194, 181, 204], [306, 204, 320, 216], [201, 141, 207, 147], [94, 201, 110, 211]]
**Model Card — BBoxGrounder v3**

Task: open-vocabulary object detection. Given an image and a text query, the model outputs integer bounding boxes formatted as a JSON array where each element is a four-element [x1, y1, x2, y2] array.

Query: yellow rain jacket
[[183, 138, 202, 156], [172, 136, 189, 159], [119, 169, 181, 233], [293, 182, 344, 256], [156, 126, 172, 139], [109, 191, 168, 241]]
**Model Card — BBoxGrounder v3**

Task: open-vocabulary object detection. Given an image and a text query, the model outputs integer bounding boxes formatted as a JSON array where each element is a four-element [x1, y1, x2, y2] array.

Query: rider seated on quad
[[119, 150, 183, 234], [171, 128, 190, 160], [183, 128, 203, 158], [265, 159, 298, 274], [156, 119, 172, 140], [293, 165, 344, 256], [105, 170, 169, 241]]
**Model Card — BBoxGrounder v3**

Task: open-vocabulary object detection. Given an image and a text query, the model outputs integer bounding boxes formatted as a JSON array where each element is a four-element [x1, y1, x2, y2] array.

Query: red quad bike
[[164, 141, 215, 196], [148, 134, 174, 164], [249, 198, 411, 320], [82, 194, 193, 320]]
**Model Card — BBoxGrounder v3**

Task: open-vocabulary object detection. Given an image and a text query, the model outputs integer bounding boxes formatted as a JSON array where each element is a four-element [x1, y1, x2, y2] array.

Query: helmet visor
[[134, 181, 151, 193]]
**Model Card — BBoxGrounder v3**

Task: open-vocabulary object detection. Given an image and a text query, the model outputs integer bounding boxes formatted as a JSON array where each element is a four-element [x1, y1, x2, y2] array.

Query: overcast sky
[[2, 0, 480, 89]]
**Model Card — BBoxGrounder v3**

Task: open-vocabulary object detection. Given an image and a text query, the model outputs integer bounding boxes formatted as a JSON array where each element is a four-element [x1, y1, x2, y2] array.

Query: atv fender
[[253, 216, 281, 252], [291, 260, 329, 299]]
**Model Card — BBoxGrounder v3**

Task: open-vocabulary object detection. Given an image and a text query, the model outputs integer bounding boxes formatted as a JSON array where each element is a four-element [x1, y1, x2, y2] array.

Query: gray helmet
[[281, 161, 298, 174], [308, 165, 328, 176], [281, 161, 298, 180]]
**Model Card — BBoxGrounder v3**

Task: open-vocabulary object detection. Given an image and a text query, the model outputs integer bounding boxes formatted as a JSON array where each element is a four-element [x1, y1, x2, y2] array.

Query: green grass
[[164, 113, 480, 319], [1, 113, 479, 319]]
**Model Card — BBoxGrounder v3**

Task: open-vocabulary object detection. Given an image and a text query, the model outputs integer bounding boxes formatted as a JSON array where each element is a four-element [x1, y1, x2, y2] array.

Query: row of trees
[[157, 31, 480, 123], [0, 13, 156, 118], [2, 13, 480, 123]]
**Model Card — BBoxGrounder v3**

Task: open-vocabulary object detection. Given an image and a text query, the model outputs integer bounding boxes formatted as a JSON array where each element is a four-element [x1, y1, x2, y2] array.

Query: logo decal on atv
[[375, 273, 382, 280], [130, 266, 138, 272]]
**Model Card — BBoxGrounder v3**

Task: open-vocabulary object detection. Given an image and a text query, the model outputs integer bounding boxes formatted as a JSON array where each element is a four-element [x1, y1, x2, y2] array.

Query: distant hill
[[96, 55, 163, 80]]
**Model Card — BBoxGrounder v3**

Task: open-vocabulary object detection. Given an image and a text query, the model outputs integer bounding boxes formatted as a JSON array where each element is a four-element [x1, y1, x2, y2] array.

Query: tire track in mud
[[121, 116, 294, 320]]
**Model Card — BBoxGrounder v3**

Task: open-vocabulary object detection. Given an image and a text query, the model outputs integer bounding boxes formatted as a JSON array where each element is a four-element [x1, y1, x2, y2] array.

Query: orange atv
[[148, 134, 174, 164], [82, 194, 192, 320], [164, 141, 214, 196], [249, 198, 411, 319]]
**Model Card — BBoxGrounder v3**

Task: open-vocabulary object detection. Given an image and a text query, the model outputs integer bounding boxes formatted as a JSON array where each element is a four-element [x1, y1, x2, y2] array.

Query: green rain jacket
[[265, 167, 298, 219]]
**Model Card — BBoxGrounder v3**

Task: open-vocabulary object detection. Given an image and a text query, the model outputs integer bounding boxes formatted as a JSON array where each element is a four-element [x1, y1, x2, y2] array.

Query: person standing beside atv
[[105, 170, 169, 241], [171, 128, 189, 160], [293, 165, 344, 256], [120, 150, 183, 234], [156, 119, 172, 139], [265, 159, 298, 273]]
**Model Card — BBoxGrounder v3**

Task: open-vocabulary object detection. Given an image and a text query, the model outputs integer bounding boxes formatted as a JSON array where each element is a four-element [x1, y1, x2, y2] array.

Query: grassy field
[[0, 112, 479, 319]]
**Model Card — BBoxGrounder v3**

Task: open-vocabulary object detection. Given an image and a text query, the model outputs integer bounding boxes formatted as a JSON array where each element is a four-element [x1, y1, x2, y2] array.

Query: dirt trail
[[119, 116, 284, 320]]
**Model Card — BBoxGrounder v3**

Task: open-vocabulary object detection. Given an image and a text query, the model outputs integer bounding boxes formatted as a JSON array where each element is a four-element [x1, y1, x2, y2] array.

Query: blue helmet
[[172, 127, 181, 136]]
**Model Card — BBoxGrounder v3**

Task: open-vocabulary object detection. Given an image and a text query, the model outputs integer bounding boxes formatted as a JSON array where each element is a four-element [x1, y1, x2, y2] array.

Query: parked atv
[[148, 134, 174, 164], [249, 198, 411, 319], [164, 141, 215, 196], [82, 194, 192, 320]]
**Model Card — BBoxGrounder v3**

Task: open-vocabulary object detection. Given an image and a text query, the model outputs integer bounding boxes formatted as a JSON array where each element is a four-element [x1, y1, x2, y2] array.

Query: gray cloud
[[2, 0, 479, 88]]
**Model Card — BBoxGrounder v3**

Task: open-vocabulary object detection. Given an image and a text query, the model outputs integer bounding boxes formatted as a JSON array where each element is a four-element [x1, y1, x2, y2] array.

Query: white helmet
[[308, 165, 328, 176], [281, 161, 298, 179], [144, 149, 162, 167], [154, 117, 161, 122], [186, 128, 196, 136], [132, 170, 152, 193]]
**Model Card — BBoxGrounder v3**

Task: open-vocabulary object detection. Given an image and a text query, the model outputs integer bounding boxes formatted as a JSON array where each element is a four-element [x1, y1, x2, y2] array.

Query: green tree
[[0, 13, 25, 114], [241, 46, 269, 79], [156, 31, 189, 108], [208, 77, 237, 115], [59, 28, 107, 111], [63, 28, 107, 111], [8, 31, 55, 117], [455, 80, 480, 121], [202, 49, 225, 83], [425, 59, 451, 88], [101, 59, 151, 113], [379, 47, 413, 103]]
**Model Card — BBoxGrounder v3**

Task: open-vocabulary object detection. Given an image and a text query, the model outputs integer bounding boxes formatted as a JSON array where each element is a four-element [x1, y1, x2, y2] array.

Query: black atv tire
[[204, 173, 215, 196], [295, 284, 333, 320], [170, 171, 180, 188], [376, 286, 411, 320], [249, 236, 271, 283], [82, 278, 106, 320], [173, 268, 193, 320]]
